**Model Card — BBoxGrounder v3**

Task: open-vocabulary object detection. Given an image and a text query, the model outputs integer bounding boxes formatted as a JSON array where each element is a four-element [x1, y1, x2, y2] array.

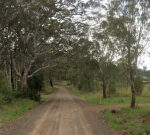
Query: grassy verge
[[69, 85, 150, 105], [103, 107, 150, 135], [0, 84, 57, 124], [0, 98, 37, 124], [101, 96, 150, 105]]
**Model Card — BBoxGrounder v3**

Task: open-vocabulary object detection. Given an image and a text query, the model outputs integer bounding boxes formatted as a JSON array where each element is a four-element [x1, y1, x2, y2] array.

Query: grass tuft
[[0, 98, 37, 123]]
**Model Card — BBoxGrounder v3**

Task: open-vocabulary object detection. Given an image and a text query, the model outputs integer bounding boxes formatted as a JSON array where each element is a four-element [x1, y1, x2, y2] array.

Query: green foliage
[[103, 107, 150, 135], [66, 67, 78, 85], [78, 74, 93, 91], [108, 81, 116, 94], [27, 74, 44, 101], [11, 90, 22, 98], [0, 72, 12, 104], [135, 76, 144, 95], [28, 74, 44, 91], [0, 98, 37, 123], [66, 59, 99, 91]]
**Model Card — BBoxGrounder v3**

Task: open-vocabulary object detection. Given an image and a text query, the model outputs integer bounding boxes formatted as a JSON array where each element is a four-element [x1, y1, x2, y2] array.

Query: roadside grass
[[101, 96, 150, 105], [0, 98, 37, 123], [69, 84, 150, 134], [0, 83, 57, 124], [103, 107, 150, 135], [69, 85, 150, 105]]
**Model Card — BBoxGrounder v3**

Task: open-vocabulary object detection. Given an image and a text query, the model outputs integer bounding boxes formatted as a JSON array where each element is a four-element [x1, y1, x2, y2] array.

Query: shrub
[[12, 90, 22, 98], [0, 72, 13, 103], [27, 73, 43, 101], [0, 94, 5, 106], [135, 76, 144, 95], [78, 77, 92, 91], [28, 89, 41, 101]]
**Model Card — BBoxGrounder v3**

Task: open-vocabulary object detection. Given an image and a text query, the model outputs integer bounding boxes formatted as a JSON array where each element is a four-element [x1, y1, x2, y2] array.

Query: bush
[[0, 94, 5, 106], [78, 77, 92, 91], [27, 73, 43, 101], [135, 76, 144, 95], [28, 89, 41, 101], [12, 90, 22, 98], [108, 81, 116, 94], [0, 72, 13, 103]]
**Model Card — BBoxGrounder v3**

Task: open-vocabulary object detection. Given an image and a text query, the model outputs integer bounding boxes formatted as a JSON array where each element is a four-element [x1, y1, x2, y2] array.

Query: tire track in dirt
[[0, 83, 119, 135], [30, 91, 61, 135]]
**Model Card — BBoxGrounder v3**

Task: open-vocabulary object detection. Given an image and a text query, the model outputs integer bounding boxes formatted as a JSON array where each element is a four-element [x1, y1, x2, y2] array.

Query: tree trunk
[[49, 78, 53, 87], [19, 75, 28, 97], [130, 68, 136, 108], [10, 54, 15, 90], [127, 44, 136, 108], [102, 76, 107, 98]]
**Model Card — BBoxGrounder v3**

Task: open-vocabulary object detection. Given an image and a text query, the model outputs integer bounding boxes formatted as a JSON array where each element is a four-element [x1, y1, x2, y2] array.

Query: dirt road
[[0, 84, 118, 135]]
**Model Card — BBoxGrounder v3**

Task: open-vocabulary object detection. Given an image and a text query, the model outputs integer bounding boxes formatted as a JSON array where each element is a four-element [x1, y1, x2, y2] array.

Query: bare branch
[[28, 64, 57, 78]]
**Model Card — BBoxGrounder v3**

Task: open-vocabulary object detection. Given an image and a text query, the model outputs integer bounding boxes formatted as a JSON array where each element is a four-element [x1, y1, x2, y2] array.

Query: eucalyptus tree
[[4, 0, 68, 94], [91, 18, 117, 98], [0, 0, 19, 88], [105, 0, 150, 107], [0, 0, 87, 96]]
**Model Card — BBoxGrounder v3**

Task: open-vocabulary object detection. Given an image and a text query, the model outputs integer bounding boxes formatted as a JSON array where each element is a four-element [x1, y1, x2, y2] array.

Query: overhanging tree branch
[[28, 64, 57, 78]]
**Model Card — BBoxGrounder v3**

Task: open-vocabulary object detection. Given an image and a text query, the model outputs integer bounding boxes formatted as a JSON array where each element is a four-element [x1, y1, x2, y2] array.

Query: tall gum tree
[[105, 0, 150, 108], [89, 15, 117, 98], [92, 39, 116, 98]]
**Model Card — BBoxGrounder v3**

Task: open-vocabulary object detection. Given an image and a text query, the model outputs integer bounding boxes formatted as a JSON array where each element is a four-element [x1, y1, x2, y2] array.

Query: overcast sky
[[139, 53, 150, 70], [80, 0, 150, 70]]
